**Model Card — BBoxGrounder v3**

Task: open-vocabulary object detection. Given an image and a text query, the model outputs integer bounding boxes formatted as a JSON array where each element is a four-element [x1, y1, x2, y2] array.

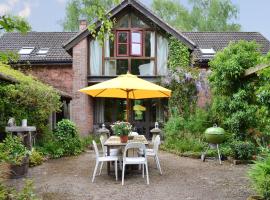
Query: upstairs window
[[131, 31, 142, 56], [116, 31, 143, 57], [117, 31, 129, 56]]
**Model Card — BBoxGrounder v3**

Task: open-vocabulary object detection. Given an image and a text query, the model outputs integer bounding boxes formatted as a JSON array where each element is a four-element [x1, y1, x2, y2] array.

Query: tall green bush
[[38, 119, 82, 158], [209, 41, 263, 139], [0, 64, 61, 133], [248, 155, 270, 200]]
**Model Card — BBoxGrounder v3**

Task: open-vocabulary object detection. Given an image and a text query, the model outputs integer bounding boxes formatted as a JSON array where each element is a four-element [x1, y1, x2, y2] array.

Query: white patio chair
[[139, 135, 162, 175], [91, 140, 118, 182], [99, 135, 122, 174], [122, 142, 149, 185]]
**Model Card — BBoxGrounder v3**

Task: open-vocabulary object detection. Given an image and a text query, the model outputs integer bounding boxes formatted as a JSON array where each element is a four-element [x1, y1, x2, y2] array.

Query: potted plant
[[0, 134, 30, 179], [111, 121, 132, 143]]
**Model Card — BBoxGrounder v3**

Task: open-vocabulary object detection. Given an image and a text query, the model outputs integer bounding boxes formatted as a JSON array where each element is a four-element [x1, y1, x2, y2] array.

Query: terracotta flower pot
[[120, 135, 128, 143]]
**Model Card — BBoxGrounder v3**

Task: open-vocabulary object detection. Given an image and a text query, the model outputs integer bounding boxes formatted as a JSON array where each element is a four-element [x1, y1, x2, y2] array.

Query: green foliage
[[80, 135, 98, 149], [248, 155, 270, 199], [209, 40, 261, 95], [163, 108, 210, 153], [0, 15, 31, 33], [168, 37, 190, 69], [111, 121, 132, 136], [38, 120, 82, 158], [0, 64, 61, 133], [230, 140, 256, 160], [152, 0, 240, 31], [63, 0, 120, 44], [0, 134, 29, 165], [152, 0, 192, 31], [209, 41, 262, 138], [163, 37, 198, 116], [0, 180, 39, 200], [29, 149, 43, 167]]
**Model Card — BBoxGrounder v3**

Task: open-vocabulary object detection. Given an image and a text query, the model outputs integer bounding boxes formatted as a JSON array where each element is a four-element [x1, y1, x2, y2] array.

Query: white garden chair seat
[[91, 140, 118, 182], [122, 142, 149, 185], [138, 135, 162, 175]]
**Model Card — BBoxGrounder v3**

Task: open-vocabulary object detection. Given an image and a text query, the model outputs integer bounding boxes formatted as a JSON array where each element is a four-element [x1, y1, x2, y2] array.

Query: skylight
[[18, 47, 34, 55], [200, 48, 216, 56], [37, 48, 49, 55]]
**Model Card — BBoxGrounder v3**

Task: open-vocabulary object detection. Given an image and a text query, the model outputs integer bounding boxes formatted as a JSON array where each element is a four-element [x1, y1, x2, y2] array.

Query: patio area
[[7, 150, 252, 200]]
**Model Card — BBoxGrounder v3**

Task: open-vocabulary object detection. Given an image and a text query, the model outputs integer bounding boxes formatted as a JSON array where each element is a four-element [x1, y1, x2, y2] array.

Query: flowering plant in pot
[[0, 134, 30, 178], [111, 121, 132, 143]]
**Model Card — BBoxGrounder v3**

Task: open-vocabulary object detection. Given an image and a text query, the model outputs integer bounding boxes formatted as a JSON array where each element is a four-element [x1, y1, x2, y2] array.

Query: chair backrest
[[129, 132, 139, 136], [92, 140, 100, 159], [99, 135, 107, 156], [153, 135, 161, 154], [123, 142, 146, 160]]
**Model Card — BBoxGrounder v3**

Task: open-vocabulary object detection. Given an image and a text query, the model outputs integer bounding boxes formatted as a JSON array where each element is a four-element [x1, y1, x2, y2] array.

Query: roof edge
[[63, 0, 196, 51]]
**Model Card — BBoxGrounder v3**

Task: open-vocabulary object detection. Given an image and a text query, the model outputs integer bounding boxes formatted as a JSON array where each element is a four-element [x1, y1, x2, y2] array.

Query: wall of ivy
[[0, 64, 61, 133]]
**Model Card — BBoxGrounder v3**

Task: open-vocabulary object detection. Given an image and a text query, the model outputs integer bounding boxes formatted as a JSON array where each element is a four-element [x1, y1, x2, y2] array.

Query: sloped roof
[[0, 32, 77, 64], [63, 0, 196, 51], [182, 32, 270, 62]]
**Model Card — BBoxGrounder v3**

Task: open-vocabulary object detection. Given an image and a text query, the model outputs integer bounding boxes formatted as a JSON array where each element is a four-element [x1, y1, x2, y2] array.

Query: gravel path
[[7, 151, 252, 200]]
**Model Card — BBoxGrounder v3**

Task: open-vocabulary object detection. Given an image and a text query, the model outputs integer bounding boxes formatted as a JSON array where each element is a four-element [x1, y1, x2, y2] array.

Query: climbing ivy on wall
[[162, 36, 198, 117], [0, 64, 61, 133], [168, 37, 190, 69]]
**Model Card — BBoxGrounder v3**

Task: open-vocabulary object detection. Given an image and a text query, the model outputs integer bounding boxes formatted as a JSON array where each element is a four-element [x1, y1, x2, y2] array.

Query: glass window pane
[[117, 59, 128, 75], [131, 32, 141, 43], [116, 14, 129, 28], [105, 60, 116, 76], [104, 99, 114, 122], [131, 43, 141, 55], [118, 44, 128, 55], [133, 100, 146, 121], [110, 39, 114, 57], [118, 32, 128, 43], [131, 59, 154, 76], [145, 32, 151, 57], [131, 14, 149, 28]]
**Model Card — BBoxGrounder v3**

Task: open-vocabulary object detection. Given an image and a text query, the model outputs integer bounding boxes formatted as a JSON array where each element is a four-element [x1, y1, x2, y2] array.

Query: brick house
[[0, 0, 270, 136]]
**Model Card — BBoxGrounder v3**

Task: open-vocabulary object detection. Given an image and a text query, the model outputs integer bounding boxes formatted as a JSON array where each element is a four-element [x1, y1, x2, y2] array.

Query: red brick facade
[[71, 38, 93, 136], [28, 64, 73, 94]]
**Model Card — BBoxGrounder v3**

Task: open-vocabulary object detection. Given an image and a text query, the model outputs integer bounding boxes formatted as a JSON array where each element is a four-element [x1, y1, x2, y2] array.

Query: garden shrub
[[209, 41, 262, 139], [0, 64, 61, 134], [0, 134, 29, 165], [248, 154, 270, 200], [38, 119, 82, 158], [230, 140, 256, 160], [0, 180, 39, 200], [29, 149, 43, 167]]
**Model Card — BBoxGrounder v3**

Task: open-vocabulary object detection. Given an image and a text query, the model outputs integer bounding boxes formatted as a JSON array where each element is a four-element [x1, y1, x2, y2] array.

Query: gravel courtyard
[[7, 151, 252, 200]]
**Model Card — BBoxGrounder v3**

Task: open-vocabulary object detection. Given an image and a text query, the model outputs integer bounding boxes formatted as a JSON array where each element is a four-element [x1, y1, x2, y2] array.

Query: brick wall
[[28, 64, 73, 94], [71, 38, 93, 136]]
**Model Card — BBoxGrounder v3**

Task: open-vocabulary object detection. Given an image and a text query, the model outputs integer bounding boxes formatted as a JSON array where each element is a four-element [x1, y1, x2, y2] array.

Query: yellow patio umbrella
[[79, 73, 171, 121]]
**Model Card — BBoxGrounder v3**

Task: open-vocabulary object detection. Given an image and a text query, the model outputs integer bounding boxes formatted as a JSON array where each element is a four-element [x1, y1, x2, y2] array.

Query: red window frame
[[116, 31, 129, 56], [130, 31, 143, 56]]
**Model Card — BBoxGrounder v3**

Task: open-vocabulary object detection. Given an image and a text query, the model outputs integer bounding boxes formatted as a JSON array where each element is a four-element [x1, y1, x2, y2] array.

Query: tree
[[151, 0, 193, 31], [62, 0, 120, 43], [0, 15, 30, 33], [152, 0, 241, 31], [0, 15, 31, 64]]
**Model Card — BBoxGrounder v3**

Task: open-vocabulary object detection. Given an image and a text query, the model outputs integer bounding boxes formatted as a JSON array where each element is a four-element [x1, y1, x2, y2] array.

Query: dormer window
[[116, 31, 143, 57], [37, 48, 49, 55], [131, 31, 142, 56], [117, 31, 129, 56], [18, 47, 34, 55]]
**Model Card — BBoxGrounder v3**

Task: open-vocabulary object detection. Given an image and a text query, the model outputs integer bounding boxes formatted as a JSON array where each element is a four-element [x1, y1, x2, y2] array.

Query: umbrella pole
[[126, 91, 129, 122]]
